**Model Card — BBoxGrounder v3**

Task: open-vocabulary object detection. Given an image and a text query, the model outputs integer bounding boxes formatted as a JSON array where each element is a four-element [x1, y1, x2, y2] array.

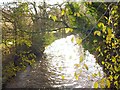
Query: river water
[[5, 35, 104, 88]]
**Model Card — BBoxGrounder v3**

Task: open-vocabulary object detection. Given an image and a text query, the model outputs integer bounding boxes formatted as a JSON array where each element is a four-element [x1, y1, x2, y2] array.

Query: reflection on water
[[44, 35, 104, 88], [5, 35, 104, 88]]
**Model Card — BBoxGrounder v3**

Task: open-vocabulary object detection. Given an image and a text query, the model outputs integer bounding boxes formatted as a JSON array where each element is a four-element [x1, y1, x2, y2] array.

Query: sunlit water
[[5, 35, 104, 88], [44, 35, 104, 88]]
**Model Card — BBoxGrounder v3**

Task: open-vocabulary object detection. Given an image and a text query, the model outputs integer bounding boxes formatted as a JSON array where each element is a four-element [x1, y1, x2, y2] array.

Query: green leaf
[[94, 82, 98, 88]]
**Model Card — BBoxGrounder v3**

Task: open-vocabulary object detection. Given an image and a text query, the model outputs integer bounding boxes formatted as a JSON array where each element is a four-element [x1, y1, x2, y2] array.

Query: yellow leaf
[[98, 22, 104, 28], [88, 76, 90, 80], [74, 64, 80, 68], [76, 38, 82, 45], [49, 15, 57, 21], [61, 75, 65, 80], [100, 78, 106, 88], [52, 16, 57, 21], [84, 64, 88, 70], [93, 40, 97, 43], [107, 28, 112, 35], [114, 81, 118, 87], [74, 72, 79, 80], [102, 61, 105, 65], [112, 43, 116, 48], [96, 46, 101, 52], [48, 14, 51, 18], [61, 9, 65, 15], [71, 37, 74, 43], [114, 75, 119, 80], [80, 56, 83, 62], [104, 16, 109, 21], [94, 31, 101, 36], [114, 66, 119, 72], [65, 28, 73, 33], [59, 67, 63, 71], [109, 75, 113, 81], [114, 23, 118, 26], [106, 79, 110, 88], [102, 26, 106, 33], [94, 82, 98, 88], [92, 73, 97, 78], [76, 13, 80, 17]]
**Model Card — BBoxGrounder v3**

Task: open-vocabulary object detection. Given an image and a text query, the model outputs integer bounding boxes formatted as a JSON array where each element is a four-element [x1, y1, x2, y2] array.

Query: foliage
[[2, 2, 57, 85], [82, 2, 120, 89], [1, 1, 120, 89]]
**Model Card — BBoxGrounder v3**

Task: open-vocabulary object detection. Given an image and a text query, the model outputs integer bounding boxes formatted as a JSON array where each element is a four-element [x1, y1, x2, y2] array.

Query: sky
[[0, 0, 119, 4], [0, 0, 66, 5]]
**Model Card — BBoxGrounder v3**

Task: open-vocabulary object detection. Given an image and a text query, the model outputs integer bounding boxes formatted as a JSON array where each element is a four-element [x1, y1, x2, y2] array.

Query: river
[[4, 35, 104, 88]]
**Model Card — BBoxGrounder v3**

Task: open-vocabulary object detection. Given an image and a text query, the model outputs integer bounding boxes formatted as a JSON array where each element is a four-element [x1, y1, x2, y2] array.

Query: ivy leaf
[[94, 82, 98, 88]]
